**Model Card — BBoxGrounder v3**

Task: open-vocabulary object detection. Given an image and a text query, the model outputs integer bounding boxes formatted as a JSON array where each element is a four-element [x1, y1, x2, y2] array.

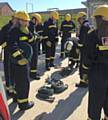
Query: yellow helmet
[[77, 12, 87, 18], [14, 11, 30, 21], [93, 5, 108, 19], [32, 13, 42, 23], [50, 11, 59, 20], [65, 14, 71, 21]]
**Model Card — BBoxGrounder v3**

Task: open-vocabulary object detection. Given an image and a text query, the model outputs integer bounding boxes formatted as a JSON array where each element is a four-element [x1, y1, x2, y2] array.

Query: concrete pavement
[[7, 53, 89, 120]]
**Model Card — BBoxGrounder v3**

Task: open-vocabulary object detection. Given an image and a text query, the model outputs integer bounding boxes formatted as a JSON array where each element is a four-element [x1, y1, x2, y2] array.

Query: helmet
[[32, 13, 42, 23], [93, 5, 108, 20], [50, 11, 59, 20], [65, 14, 71, 21], [77, 12, 87, 18], [14, 11, 30, 21]]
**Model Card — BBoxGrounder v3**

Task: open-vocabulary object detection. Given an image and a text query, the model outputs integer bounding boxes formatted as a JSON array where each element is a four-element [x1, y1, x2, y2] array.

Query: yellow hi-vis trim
[[48, 25, 56, 28], [80, 79, 88, 83], [50, 57, 54, 60], [78, 43, 83, 47], [63, 25, 73, 27], [82, 64, 88, 70], [12, 50, 22, 58], [98, 45, 108, 50], [30, 69, 37, 73], [1, 42, 7, 48], [87, 117, 93, 120], [17, 98, 28, 103], [19, 36, 28, 41], [29, 37, 34, 43], [43, 36, 48, 39], [46, 58, 50, 60], [37, 30, 43, 33], [68, 31, 73, 33]]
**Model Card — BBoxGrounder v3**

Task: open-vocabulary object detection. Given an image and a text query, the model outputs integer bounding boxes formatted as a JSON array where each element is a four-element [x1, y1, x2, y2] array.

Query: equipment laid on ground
[[36, 74, 68, 102]]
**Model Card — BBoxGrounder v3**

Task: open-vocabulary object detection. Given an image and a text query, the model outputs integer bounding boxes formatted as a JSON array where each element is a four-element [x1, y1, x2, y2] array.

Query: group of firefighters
[[0, 4, 108, 120]]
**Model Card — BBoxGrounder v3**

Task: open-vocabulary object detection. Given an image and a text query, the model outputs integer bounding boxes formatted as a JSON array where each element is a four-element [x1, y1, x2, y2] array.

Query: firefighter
[[28, 13, 41, 80], [43, 11, 59, 70], [0, 14, 17, 96], [35, 14, 44, 55], [7, 11, 34, 110], [34, 14, 45, 55], [67, 37, 80, 69], [60, 13, 75, 58], [82, 5, 108, 120], [75, 11, 91, 88]]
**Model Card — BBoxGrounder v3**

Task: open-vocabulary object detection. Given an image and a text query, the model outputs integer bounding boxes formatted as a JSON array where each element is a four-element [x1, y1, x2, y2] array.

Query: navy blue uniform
[[60, 20, 75, 57], [43, 18, 58, 69], [69, 39, 80, 68], [28, 21, 40, 79], [83, 30, 108, 120], [7, 26, 33, 107], [36, 24, 44, 54], [0, 21, 15, 94], [77, 20, 90, 84]]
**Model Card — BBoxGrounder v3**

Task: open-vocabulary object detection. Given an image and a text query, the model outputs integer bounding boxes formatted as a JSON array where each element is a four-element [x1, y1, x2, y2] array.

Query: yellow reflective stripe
[[82, 64, 88, 70], [46, 58, 50, 60], [63, 25, 73, 27], [12, 50, 22, 58], [48, 25, 56, 28], [98, 45, 108, 50], [68, 31, 73, 33], [5, 86, 10, 90], [87, 117, 92, 120], [30, 69, 37, 72], [19, 36, 28, 41], [1, 42, 7, 48], [43, 36, 48, 39], [72, 58, 80, 61], [50, 57, 54, 59], [17, 98, 28, 103], [80, 79, 88, 83], [37, 30, 43, 33], [61, 52, 65, 53], [78, 43, 83, 47], [13, 90, 17, 94], [29, 37, 34, 43]]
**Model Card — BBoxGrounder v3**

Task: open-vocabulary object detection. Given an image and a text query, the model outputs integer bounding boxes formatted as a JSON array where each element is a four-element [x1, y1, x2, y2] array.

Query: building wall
[[0, 5, 13, 16], [32, 8, 87, 16]]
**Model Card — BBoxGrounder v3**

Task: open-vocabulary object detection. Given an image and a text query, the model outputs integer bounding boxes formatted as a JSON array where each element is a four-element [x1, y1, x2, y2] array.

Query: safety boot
[[76, 81, 88, 88], [19, 101, 34, 110]]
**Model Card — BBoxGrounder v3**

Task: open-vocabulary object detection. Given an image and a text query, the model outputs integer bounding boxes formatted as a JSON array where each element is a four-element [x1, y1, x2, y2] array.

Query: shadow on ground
[[34, 88, 88, 120], [9, 101, 25, 120]]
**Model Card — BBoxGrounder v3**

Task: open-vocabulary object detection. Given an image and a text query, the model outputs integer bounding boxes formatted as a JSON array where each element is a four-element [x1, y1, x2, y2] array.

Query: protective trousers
[[61, 37, 67, 57], [4, 48, 15, 93], [14, 63, 30, 105], [88, 63, 108, 120], [30, 41, 38, 77], [45, 41, 56, 67], [79, 48, 87, 83]]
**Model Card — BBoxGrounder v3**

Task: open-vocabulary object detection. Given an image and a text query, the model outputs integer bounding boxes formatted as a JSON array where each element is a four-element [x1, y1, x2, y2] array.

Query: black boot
[[46, 61, 50, 71], [19, 101, 34, 110], [76, 81, 88, 88], [30, 73, 40, 80]]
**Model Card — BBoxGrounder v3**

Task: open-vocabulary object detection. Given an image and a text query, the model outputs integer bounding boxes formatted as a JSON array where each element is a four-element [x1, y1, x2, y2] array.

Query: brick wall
[[0, 5, 13, 16]]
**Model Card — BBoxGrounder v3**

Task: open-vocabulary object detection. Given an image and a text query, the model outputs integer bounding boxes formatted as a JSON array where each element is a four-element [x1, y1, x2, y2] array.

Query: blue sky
[[0, 0, 85, 12]]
